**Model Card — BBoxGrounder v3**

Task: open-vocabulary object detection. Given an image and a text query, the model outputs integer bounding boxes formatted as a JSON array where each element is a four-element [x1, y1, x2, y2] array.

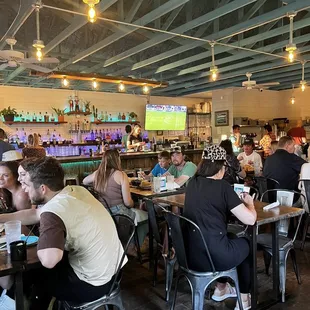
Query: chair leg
[[108, 293, 125, 310], [134, 229, 143, 264], [290, 249, 301, 284], [170, 275, 181, 310], [165, 257, 177, 302], [263, 251, 272, 275], [279, 255, 287, 303], [191, 281, 206, 310], [153, 248, 158, 287], [300, 215, 310, 251]]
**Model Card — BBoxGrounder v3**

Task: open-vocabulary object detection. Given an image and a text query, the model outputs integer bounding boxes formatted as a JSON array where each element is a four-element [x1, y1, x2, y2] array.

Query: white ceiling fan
[[241, 72, 280, 90], [0, 38, 59, 73]]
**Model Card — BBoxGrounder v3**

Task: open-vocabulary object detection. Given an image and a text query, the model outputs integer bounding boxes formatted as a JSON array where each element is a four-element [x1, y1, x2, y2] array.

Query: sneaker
[[211, 283, 237, 302], [0, 289, 15, 310], [234, 295, 251, 310]]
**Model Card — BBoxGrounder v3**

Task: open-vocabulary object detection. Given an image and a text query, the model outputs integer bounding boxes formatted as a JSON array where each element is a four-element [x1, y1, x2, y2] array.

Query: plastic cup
[[4, 221, 21, 254], [166, 175, 175, 191], [153, 177, 161, 193]]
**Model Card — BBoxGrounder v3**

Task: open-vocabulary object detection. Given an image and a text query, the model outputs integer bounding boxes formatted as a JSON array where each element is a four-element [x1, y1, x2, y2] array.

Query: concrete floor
[[120, 240, 310, 309]]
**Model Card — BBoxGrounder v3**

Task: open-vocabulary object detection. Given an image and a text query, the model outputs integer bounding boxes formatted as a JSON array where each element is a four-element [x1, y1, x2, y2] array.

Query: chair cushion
[[257, 233, 293, 250]]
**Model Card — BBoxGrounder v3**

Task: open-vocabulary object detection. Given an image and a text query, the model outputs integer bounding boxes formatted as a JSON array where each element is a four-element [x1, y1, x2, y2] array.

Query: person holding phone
[[184, 145, 257, 310]]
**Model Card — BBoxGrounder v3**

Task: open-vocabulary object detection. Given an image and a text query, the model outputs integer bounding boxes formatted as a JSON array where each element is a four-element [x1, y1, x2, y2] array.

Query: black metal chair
[[253, 176, 280, 201], [62, 214, 135, 310], [164, 211, 243, 310], [145, 199, 176, 302], [299, 179, 310, 250], [257, 189, 305, 302]]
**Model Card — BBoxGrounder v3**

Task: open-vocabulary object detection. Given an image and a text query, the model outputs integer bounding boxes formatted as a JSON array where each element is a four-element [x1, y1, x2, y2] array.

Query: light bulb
[[92, 79, 98, 89], [118, 83, 125, 92], [36, 48, 43, 61], [88, 6, 96, 23], [291, 96, 295, 104], [62, 77, 69, 87], [142, 85, 149, 94], [211, 71, 217, 81], [301, 84, 306, 92], [288, 50, 294, 62]]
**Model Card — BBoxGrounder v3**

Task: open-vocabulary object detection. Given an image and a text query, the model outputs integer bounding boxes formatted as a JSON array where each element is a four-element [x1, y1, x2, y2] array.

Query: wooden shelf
[[91, 120, 140, 125], [4, 121, 67, 125], [187, 112, 211, 116], [66, 111, 91, 116]]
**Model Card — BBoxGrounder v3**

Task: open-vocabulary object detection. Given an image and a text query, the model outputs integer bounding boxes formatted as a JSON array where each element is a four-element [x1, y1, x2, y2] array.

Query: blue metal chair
[[164, 211, 243, 310], [62, 214, 135, 310], [299, 179, 310, 250], [257, 189, 305, 302]]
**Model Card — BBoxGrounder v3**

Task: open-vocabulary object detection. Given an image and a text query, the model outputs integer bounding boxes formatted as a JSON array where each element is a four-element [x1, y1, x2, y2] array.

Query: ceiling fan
[[241, 72, 280, 90], [0, 38, 59, 73]]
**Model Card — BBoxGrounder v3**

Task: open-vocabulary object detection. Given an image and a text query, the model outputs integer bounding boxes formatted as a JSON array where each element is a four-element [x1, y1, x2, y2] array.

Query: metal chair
[[299, 179, 310, 250], [253, 176, 280, 201], [62, 214, 135, 310], [164, 211, 243, 310], [257, 189, 305, 302], [145, 199, 176, 302]]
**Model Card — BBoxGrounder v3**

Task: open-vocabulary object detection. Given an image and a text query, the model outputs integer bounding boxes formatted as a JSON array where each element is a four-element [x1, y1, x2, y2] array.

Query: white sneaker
[[211, 283, 237, 302], [0, 289, 15, 310], [234, 294, 251, 310]]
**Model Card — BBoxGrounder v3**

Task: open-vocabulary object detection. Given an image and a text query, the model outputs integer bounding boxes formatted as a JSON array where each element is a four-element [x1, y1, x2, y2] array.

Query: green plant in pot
[[52, 107, 66, 122], [129, 112, 137, 121], [0, 106, 18, 122]]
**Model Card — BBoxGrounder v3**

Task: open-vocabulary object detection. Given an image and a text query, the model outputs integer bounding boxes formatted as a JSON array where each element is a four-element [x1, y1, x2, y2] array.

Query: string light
[[142, 85, 149, 94], [92, 79, 98, 89], [83, 0, 100, 23], [285, 12, 297, 63], [62, 76, 69, 87], [300, 62, 307, 92], [291, 96, 295, 104], [210, 42, 218, 81], [118, 83, 125, 92], [32, 4, 45, 61]]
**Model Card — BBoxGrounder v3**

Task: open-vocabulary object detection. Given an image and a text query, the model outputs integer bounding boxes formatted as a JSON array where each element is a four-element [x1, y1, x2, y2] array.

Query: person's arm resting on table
[[0, 208, 40, 225], [37, 212, 66, 269]]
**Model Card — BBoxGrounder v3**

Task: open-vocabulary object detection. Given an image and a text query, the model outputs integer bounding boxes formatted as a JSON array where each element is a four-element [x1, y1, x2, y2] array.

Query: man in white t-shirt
[[237, 138, 262, 173], [0, 157, 126, 308]]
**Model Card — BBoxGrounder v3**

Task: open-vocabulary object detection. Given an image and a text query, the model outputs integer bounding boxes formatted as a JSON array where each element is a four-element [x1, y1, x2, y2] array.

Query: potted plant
[[129, 112, 138, 121], [0, 106, 18, 122], [52, 107, 66, 122]]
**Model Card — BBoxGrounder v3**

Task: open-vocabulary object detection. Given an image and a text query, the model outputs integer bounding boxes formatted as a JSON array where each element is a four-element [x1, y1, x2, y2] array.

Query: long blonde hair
[[94, 149, 122, 194]]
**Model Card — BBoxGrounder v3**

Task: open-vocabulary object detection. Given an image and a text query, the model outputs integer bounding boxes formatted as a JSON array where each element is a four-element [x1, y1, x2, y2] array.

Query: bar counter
[[58, 148, 203, 180]]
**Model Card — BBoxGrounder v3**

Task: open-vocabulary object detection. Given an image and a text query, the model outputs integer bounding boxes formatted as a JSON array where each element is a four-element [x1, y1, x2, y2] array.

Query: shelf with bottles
[[91, 120, 140, 125], [4, 121, 67, 125]]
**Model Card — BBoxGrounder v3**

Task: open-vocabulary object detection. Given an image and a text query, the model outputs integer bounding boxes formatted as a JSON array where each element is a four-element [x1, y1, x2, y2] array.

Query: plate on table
[[21, 236, 39, 246], [138, 185, 152, 191]]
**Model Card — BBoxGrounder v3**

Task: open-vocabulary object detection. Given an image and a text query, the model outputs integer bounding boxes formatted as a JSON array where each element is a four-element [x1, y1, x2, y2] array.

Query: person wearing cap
[[184, 145, 256, 310], [164, 146, 196, 186], [0, 129, 14, 161], [237, 138, 262, 174]]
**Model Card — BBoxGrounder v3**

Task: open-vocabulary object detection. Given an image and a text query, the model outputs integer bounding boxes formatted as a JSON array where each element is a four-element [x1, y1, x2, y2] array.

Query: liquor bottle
[[121, 113, 125, 121], [44, 112, 49, 122], [46, 129, 51, 144], [26, 112, 30, 122], [20, 111, 25, 121], [118, 128, 122, 140], [109, 114, 112, 121], [111, 129, 116, 141], [99, 129, 102, 139], [116, 129, 120, 140], [33, 113, 37, 122], [90, 130, 95, 140], [52, 129, 57, 145], [118, 112, 121, 121], [69, 96, 74, 112], [95, 129, 98, 139], [102, 129, 106, 140], [23, 130, 27, 144], [38, 112, 42, 122], [106, 129, 111, 141], [104, 112, 108, 122]]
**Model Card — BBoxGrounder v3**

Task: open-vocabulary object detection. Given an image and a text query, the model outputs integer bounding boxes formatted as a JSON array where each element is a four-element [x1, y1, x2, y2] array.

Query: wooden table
[[0, 246, 41, 310], [130, 187, 185, 198], [153, 195, 305, 310]]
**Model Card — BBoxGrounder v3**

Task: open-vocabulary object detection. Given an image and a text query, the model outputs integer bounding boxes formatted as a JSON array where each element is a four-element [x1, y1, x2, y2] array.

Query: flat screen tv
[[145, 104, 187, 130]]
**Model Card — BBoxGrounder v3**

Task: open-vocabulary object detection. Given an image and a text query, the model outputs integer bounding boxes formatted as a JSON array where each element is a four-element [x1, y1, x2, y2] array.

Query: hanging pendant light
[[118, 83, 125, 92], [300, 62, 307, 92], [290, 84, 295, 104], [285, 12, 297, 63], [32, 2, 45, 61], [92, 78, 98, 89], [62, 76, 69, 87], [142, 85, 150, 94], [83, 0, 100, 23], [210, 42, 218, 81]]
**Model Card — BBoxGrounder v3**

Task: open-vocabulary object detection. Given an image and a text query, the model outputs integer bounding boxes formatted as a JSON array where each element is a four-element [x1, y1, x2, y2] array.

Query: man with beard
[[164, 146, 197, 186], [0, 157, 126, 309]]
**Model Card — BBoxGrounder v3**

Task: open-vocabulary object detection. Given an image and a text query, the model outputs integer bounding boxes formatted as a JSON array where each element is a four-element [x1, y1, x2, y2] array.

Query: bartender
[[127, 124, 145, 151]]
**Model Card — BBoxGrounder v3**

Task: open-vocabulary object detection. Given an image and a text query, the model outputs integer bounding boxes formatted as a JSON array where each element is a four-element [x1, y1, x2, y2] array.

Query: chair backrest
[[87, 187, 113, 215], [254, 176, 280, 201], [299, 179, 310, 213], [145, 199, 162, 244], [108, 214, 135, 295], [164, 211, 216, 273]]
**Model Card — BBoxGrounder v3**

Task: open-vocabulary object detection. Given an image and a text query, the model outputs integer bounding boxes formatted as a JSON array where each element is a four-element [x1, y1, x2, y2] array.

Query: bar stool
[[64, 174, 79, 186]]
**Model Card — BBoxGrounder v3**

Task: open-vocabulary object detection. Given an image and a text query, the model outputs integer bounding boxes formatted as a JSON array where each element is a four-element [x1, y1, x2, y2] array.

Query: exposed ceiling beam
[[130, 0, 310, 71], [102, 0, 257, 68], [57, 0, 190, 69]]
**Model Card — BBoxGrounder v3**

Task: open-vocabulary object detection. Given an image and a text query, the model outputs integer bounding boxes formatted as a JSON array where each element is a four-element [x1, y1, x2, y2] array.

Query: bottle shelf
[[91, 121, 140, 125], [66, 111, 92, 116], [4, 121, 68, 125]]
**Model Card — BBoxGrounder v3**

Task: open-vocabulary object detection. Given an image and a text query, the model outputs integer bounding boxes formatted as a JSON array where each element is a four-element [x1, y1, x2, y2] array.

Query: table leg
[[250, 224, 258, 310], [148, 216, 154, 269], [271, 221, 280, 301], [15, 271, 24, 310]]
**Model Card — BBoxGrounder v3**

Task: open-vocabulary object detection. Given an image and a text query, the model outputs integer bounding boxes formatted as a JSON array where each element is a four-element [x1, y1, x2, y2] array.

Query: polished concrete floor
[[121, 240, 310, 309]]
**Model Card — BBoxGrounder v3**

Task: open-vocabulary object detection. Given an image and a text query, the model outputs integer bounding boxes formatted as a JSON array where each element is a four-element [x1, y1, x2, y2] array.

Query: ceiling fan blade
[[257, 82, 280, 87], [19, 63, 52, 73], [21, 57, 59, 64], [0, 63, 8, 71]]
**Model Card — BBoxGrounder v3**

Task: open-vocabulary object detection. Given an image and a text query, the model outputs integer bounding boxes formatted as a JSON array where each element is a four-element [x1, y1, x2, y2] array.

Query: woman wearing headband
[[184, 145, 257, 310]]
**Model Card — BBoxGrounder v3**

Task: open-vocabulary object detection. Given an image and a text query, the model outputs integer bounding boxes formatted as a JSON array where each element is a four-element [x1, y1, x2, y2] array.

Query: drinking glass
[[4, 221, 21, 254], [166, 175, 175, 191], [153, 177, 161, 193]]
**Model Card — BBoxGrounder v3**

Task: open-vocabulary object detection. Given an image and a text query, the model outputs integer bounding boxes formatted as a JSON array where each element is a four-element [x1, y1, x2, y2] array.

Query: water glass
[[153, 177, 161, 193], [4, 221, 21, 254], [166, 175, 175, 191]]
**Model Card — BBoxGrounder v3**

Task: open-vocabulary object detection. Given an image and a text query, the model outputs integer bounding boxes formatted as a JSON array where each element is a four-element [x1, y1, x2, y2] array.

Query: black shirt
[[263, 149, 306, 191], [224, 154, 241, 184], [129, 134, 142, 145], [184, 176, 242, 271]]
